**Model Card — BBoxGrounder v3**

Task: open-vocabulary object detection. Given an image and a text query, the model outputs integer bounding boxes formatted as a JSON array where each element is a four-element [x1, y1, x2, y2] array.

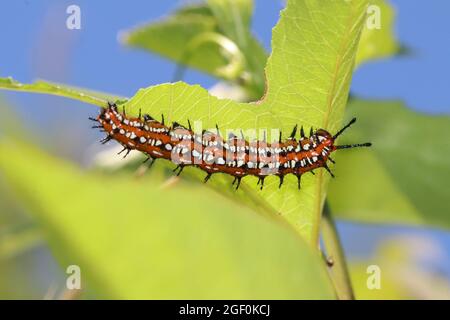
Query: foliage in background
[[121, 0, 399, 99], [121, 0, 267, 100], [329, 99, 450, 229]]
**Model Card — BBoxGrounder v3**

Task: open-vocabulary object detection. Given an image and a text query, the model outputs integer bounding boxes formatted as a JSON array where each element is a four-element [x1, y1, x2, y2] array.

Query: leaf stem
[[0, 77, 125, 107], [321, 201, 354, 300]]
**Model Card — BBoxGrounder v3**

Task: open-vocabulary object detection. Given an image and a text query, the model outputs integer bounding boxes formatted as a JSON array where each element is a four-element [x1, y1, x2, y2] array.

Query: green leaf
[[0, 139, 334, 299], [356, 0, 400, 66], [121, 0, 267, 99], [121, 4, 223, 75], [121, 0, 368, 244], [0, 77, 125, 107], [328, 98, 450, 229], [206, 0, 254, 32], [0, 0, 369, 244]]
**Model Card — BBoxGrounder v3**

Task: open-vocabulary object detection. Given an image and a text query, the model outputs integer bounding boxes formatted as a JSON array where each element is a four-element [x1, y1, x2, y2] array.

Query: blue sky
[[0, 0, 449, 275], [1, 0, 449, 112]]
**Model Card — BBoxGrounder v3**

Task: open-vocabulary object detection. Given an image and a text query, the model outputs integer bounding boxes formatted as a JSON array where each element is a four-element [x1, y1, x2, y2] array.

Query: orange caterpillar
[[91, 102, 371, 189]]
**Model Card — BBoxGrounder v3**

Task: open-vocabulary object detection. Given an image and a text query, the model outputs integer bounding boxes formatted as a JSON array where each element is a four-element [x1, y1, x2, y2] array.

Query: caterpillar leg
[[118, 146, 127, 155], [278, 175, 284, 188], [323, 163, 335, 178], [143, 157, 156, 169], [100, 136, 112, 144], [204, 173, 212, 183], [173, 164, 185, 176], [231, 176, 243, 190], [235, 177, 242, 190], [143, 156, 152, 163], [328, 156, 336, 164], [118, 146, 131, 158], [258, 177, 265, 190], [296, 175, 302, 190]]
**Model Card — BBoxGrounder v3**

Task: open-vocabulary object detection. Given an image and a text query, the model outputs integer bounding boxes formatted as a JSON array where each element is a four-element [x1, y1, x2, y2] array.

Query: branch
[[321, 202, 355, 300]]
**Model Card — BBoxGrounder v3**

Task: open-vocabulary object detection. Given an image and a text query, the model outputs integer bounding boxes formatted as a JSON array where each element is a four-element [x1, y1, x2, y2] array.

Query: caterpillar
[[91, 102, 371, 190]]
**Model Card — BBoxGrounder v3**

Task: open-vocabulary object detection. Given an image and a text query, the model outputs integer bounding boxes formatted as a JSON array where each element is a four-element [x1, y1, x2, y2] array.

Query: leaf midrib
[[312, 3, 366, 245]]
